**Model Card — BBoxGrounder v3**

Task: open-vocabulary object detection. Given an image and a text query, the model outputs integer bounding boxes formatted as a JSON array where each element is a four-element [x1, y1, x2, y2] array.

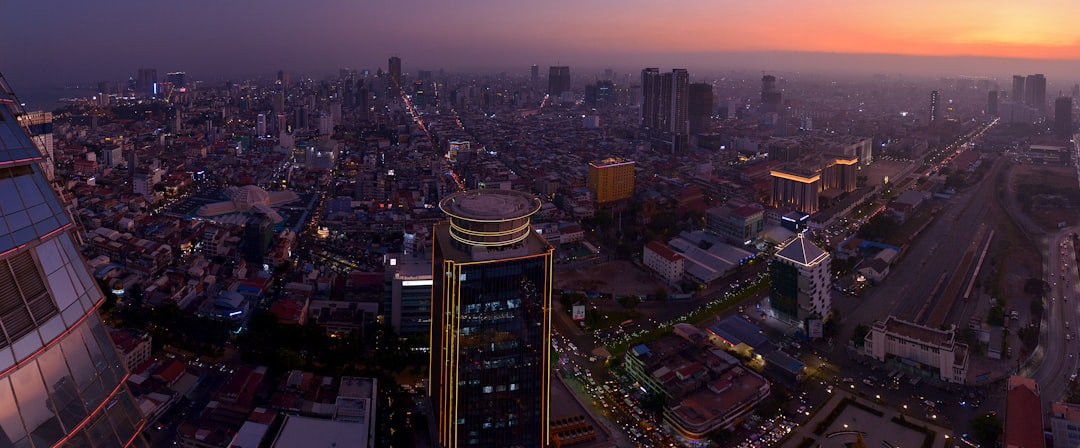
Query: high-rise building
[[17, 111, 55, 181], [256, 113, 267, 137], [1056, 96, 1073, 138], [530, 64, 539, 83], [641, 68, 664, 133], [429, 189, 553, 448], [669, 69, 689, 152], [547, 66, 570, 97], [0, 75, 147, 447], [929, 90, 939, 124], [383, 252, 432, 338], [137, 68, 157, 96], [588, 157, 635, 204], [1012, 75, 1026, 103], [769, 233, 831, 324], [761, 74, 782, 111], [165, 71, 185, 90], [688, 82, 713, 134], [388, 56, 402, 89], [987, 90, 999, 116], [641, 68, 689, 152], [1026, 74, 1047, 111]]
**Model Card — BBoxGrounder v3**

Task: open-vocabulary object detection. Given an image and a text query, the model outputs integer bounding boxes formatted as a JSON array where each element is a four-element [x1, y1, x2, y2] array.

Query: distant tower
[[761, 74, 782, 112], [669, 69, 690, 153], [388, 56, 402, 89], [641, 68, 663, 133], [929, 90, 940, 124], [770, 233, 832, 324], [1026, 74, 1047, 112], [530, 64, 539, 83], [987, 90, 999, 116], [256, 113, 267, 137], [137, 68, 157, 96], [1012, 75, 1026, 103], [0, 74, 148, 447], [688, 82, 713, 134], [429, 190, 553, 448], [166, 71, 186, 90], [1056, 96, 1073, 138], [548, 66, 570, 97]]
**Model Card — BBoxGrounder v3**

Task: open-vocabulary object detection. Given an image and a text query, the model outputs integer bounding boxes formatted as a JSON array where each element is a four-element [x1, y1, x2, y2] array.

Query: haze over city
[[4, 0, 1080, 91]]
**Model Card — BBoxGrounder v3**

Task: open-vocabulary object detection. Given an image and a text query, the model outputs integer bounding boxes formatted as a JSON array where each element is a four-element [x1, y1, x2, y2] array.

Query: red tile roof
[[1005, 376, 1045, 448], [645, 240, 683, 262]]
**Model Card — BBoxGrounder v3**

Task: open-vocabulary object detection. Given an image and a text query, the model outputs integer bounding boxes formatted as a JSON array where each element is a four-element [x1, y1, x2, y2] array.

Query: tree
[[852, 324, 870, 347], [857, 214, 897, 242], [970, 412, 1002, 446], [616, 295, 641, 310]]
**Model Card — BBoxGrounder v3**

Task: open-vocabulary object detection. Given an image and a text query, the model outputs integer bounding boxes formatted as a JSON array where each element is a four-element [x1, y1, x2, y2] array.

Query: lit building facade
[[863, 316, 969, 384], [587, 157, 635, 204], [429, 190, 553, 448], [769, 233, 831, 323], [0, 75, 147, 447], [770, 156, 858, 214]]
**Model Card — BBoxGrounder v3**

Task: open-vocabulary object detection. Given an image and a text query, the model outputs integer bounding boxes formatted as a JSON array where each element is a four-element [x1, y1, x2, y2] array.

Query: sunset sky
[[2, 0, 1080, 87]]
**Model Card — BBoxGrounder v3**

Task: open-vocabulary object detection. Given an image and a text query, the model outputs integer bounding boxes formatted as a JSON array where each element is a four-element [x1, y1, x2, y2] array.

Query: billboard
[[808, 319, 824, 339], [572, 304, 586, 321]]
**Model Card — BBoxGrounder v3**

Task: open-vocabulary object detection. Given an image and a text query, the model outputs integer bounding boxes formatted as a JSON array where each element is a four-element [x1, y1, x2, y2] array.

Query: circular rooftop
[[439, 189, 541, 222], [230, 185, 271, 212]]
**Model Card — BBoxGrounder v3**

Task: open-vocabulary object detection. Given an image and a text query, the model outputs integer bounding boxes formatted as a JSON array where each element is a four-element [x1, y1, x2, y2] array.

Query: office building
[[641, 68, 665, 133], [530, 64, 538, 83], [165, 71, 185, 89], [429, 189, 553, 448], [256, 113, 267, 137], [587, 157, 635, 204], [760, 74, 782, 112], [929, 90, 939, 124], [0, 74, 148, 447], [388, 56, 402, 89], [1012, 75, 1026, 103], [769, 155, 856, 214], [1026, 73, 1046, 111], [688, 82, 713, 134], [863, 316, 969, 384], [769, 233, 831, 323], [383, 253, 432, 338], [137, 68, 157, 96], [1056, 96, 1073, 138], [669, 69, 690, 152], [548, 66, 570, 97], [987, 90, 998, 116]]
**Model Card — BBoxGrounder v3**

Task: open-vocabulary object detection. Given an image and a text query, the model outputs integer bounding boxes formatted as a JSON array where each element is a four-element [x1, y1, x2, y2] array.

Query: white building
[[769, 233, 831, 323], [864, 316, 969, 384], [644, 240, 685, 285]]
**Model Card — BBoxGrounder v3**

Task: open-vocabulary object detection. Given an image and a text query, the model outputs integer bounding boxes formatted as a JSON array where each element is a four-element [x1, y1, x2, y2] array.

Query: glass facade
[[0, 74, 147, 447], [430, 190, 553, 448]]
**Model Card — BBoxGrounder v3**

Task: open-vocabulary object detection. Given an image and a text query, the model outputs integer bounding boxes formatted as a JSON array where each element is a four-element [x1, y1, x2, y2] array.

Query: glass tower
[[429, 190, 553, 448], [0, 74, 147, 447]]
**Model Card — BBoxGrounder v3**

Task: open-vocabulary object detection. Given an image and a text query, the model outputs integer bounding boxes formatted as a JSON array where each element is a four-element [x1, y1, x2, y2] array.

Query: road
[[1028, 229, 1080, 406]]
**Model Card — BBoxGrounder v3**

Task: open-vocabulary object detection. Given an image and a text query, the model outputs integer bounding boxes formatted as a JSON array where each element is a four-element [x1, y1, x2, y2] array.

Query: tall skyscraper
[[530, 64, 539, 83], [17, 111, 55, 181], [761, 74, 782, 111], [987, 90, 999, 116], [641, 68, 689, 152], [641, 68, 663, 133], [1012, 75, 1026, 103], [688, 82, 713, 134], [1026, 74, 1047, 112], [547, 66, 570, 97], [388, 56, 402, 89], [669, 69, 690, 152], [1056, 96, 1073, 138], [929, 90, 940, 124], [770, 233, 831, 324], [429, 189, 553, 448], [136, 68, 157, 96], [0, 75, 147, 447]]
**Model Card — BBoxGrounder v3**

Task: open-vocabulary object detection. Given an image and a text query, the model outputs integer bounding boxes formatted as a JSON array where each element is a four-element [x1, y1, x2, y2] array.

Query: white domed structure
[[197, 185, 299, 224]]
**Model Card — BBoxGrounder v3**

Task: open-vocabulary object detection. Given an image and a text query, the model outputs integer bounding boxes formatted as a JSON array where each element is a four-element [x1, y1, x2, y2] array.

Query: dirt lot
[[553, 260, 671, 297], [1012, 165, 1080, 232]]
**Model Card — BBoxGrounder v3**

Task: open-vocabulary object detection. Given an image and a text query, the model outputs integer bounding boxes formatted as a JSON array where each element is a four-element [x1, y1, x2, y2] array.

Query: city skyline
[[5, 0, 1080, 90]]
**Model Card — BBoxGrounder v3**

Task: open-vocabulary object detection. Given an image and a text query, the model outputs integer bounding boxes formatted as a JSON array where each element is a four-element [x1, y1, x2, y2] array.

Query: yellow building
[[588, 157, 635, 204]]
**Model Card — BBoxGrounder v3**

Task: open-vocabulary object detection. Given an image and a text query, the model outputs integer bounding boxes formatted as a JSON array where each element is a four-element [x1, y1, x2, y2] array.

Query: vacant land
[[1013, 165, 1080, 232], [553, 260, 670, 297]]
